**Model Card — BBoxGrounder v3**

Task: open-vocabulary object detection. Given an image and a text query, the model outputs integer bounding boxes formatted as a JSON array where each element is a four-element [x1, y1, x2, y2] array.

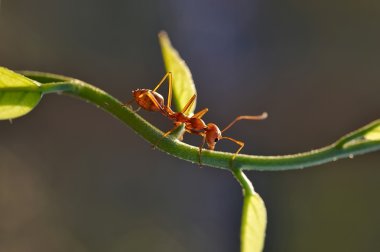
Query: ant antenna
[[221, 112, 268, 133]]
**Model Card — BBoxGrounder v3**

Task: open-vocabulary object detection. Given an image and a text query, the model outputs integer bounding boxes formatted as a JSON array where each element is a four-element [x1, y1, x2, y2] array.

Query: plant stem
[[21, 71, 380, 172], [232, 169, 254, 196]]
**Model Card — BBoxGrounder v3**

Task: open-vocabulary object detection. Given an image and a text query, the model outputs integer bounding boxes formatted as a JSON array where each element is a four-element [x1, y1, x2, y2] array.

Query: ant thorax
[[185, 117, 207, 134], [169, 112, 187, 123]]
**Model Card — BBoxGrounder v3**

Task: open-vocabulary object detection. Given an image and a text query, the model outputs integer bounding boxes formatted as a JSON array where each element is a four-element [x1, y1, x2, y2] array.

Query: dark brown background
[[1, 0, 379, 251]]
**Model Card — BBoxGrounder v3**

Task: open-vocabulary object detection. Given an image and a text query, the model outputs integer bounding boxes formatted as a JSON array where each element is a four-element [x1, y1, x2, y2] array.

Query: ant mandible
[[128, 72, 268, 165]]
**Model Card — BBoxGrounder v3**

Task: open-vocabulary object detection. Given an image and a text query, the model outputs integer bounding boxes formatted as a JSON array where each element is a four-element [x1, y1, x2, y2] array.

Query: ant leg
[[123, 98, 135, 108], [181, 94, 197, 114], [177, 130, 186, 141], [145, 91, 166, 113], [123, 99, 141, 112], [198, 135, 207, 166], [221, 113, 268, 133], [153, 72, 173, 108], [221, 136, 244, 167], [192, 108, 209, 119], [153, 124, 183, 148]]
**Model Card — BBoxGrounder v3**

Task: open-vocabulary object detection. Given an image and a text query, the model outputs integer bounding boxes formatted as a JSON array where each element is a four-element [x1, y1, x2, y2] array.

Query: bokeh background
[[1, 0, 379, 251]]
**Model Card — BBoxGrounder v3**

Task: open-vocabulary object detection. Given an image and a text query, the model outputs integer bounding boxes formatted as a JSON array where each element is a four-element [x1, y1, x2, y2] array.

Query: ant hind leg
[[152, 72, 173, 108]]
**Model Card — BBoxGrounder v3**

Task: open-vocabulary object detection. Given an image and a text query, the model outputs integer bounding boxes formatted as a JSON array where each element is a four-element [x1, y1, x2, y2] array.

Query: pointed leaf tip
[[158, 32, 197, 114]]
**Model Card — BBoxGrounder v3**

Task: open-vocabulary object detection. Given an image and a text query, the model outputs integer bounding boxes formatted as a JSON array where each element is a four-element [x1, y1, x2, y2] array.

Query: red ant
[[128, 72, 268, 165]]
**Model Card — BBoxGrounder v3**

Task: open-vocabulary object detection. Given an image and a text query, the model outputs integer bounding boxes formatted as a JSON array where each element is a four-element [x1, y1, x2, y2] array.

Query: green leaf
[[0, 67, 42, 120], [336, 119, 380, 149], [232, 169, 267, 252], [241, 193, 267, 252], [158, 31, 197, 114], [363, 124, 380, 141]]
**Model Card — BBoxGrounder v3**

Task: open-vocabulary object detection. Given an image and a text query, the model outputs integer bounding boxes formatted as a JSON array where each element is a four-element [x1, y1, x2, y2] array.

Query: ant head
[[205, 123, 222, 150]]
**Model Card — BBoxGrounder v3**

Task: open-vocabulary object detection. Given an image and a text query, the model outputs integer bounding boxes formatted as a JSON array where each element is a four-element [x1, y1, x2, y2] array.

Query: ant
[[128, 72, 268, 165]]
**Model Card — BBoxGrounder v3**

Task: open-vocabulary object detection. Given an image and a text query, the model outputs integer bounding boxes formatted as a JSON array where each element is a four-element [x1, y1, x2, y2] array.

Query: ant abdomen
[[132, 89, 164, 112]]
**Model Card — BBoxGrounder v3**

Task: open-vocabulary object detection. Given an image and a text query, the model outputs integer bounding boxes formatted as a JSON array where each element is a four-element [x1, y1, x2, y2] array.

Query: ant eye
[[214, 138, 219, 142]]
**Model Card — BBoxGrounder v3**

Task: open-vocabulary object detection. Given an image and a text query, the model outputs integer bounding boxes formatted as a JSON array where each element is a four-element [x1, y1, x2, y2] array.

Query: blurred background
[[0, 0, 379, 251]]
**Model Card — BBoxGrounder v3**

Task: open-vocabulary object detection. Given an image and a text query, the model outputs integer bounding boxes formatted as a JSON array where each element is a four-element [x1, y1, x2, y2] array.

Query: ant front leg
[[221, 136, 245, 168], [197, 135, 207, 167]]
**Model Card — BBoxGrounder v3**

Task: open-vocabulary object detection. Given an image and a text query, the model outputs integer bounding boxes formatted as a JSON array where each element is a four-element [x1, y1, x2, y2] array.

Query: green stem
[[231, 169, 254, 196], [21, 71, 380, 172], [232, 170, 255, 251]]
